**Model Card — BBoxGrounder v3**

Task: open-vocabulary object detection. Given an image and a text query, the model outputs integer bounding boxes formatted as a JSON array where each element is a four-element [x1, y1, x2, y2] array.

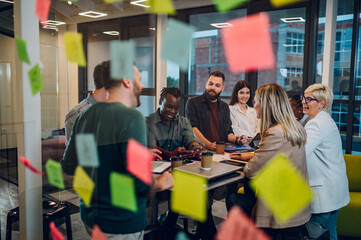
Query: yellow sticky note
[[104, 0, 122, 3], [146, 0, 176, 15], [64, 32, 86, 67], [171, 170, 207, 222], [73, 166, 95, 207], [270, 0, 306, 8], [250, 153, 312, 224]]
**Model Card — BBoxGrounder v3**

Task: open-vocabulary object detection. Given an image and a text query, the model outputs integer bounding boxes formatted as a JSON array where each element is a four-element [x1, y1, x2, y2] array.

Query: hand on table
[[154, 171, 173, 192], [205, 141, 216, 151], [230, 152, 254, 161], [235, 135, 248, 145], [150, 148, 163, 161]]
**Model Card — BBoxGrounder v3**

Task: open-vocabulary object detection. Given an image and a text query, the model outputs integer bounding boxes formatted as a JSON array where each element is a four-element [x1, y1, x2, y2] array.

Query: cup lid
[[216, 141, 225, 144], [201, 151, 213, 156], [170, 156, 182, 161]]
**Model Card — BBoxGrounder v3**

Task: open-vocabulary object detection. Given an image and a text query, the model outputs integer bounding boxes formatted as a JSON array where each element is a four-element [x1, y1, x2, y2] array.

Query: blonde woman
[[228, 84, 310, 238], [302, 84, 350, 240]]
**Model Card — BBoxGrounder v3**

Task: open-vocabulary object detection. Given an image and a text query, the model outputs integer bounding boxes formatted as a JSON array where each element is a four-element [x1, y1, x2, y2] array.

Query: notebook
[[152, 161, 171, 174]]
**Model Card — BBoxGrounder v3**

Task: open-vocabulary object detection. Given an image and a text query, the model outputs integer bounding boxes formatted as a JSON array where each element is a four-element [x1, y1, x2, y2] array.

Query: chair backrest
[[343, 154, 361, 192]]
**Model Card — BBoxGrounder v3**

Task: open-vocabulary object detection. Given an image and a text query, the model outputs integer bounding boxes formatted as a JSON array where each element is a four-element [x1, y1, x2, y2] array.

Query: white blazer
[[305, 110, 350, 214]]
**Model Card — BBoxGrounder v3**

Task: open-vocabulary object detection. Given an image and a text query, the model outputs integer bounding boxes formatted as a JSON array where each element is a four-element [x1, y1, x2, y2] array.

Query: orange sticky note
[[270, 0, 305, 8], [73, 166, 95, 207], [35, 0, 51, 25], [64, 32, 86, 67], [91, 225, 108, 240], [250, 153, 312, 224], [221, 13, 275, 73], [126, 139, 153, 185], [49, 222, 65, 240], [171, 170, 207, 222], [216, 206, 270, 240], [146, 0, 176, 15]]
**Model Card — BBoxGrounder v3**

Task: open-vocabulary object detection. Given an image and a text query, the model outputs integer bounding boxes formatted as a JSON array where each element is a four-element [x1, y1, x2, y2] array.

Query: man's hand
[[150, 148, 163, 161], [154, 171, 173, 192], [235, 135, 248, 145], [205, 141, 216, 150], [174, 147, 187, 155]]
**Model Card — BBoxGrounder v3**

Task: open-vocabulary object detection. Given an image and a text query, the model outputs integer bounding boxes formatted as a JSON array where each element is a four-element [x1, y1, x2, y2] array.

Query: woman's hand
[[230, 152, 254, 161]]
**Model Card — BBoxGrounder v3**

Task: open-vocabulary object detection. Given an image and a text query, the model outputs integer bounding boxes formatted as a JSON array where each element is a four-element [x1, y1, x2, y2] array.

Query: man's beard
[[205, 90, 221, 101], [134, 85, 142, 107]]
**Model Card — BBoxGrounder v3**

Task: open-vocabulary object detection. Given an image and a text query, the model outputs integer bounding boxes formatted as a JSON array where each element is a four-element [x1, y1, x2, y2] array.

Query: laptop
[[225, 133, 261, 152], [174, 161, 242, 180]]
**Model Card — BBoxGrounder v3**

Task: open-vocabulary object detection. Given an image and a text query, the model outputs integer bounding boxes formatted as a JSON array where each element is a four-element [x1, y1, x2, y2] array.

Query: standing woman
[[229, 81, 258, 140], [302, 84, 350, 240], [229, 83, 311, 238]]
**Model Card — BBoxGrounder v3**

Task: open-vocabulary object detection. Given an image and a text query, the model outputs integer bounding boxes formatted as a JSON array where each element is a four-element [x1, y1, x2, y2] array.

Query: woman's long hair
[[256, 83, 306, 147], [229, 81, 252, 106]]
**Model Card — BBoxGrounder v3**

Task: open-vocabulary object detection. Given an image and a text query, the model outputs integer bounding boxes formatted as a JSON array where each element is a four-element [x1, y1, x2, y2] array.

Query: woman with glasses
[[229, 81, 259, 142], [302, 84, 350, 240], [229, 83, 310, 239]]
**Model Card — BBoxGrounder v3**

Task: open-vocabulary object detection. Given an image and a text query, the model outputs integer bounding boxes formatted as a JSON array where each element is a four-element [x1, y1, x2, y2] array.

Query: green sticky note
[[161, 19, 195, 71], [15, 37, 30, 64], [45, 159, 65, 190], [175, 231, 190, 240], [64, 32, 86, 67], [146, 0, 176, 15], [110, 40, 135, 80], [250, 152, 312, 224], [213, 0, 249, 12], [270, 0, 305, 8], [110, 172, 138, 212], [28, 64, 44, 95], [171, 170, 207, 222], [73, 166, 95, 207]]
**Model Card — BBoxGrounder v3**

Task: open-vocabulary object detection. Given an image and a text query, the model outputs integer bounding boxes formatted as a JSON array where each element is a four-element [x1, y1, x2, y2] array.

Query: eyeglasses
[[300, 94, 319, 104]]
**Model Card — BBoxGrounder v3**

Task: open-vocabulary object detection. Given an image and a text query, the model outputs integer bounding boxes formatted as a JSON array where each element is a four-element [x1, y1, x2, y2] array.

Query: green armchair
[[337, 154, 361, 237]]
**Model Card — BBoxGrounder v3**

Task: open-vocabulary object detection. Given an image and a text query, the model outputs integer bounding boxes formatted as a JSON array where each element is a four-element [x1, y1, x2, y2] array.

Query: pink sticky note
[[49, 222, 65, 240], [126, 139, 153, 185], [216, 206, 270, 240], [35, 0, 51, 25], [91, 225, 108, 240], [221, 13, 275, 73], [19, 156, 44, 175]]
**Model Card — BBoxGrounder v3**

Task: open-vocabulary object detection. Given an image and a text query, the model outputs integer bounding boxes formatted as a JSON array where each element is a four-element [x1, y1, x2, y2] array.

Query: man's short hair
[[93, 63, 105, 89], [102, 60, 123, 90], [208, 71, 225, 82], [160, 87, 183, 102]]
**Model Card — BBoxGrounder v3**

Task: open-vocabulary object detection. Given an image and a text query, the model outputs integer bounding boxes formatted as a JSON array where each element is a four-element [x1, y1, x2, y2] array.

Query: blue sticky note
[[110, 40, 135, 80], [175, 231, 190, 240], [161, 19, 195, 71], [75, 133, 99, 167]]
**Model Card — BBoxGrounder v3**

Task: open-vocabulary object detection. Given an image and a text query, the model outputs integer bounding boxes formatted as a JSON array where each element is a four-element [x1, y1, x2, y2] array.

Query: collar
[[154, 108, 179, 124], [86, 93, 98, 105]]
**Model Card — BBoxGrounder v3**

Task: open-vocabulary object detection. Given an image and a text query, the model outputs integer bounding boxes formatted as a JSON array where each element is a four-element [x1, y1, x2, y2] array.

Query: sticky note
[[19, 156, 43, 175], [73, 166, 95, 207], [213, 0, 249, 12], [45, 159, 65, 190], [221, 13, 275, 73], [15, 37, 30, 64], [64, 32, 86, 67], [35, 0, 51, 24], [161, 19, 195, 71], [28, 64, 44, 95], [175, 231, 190, 240], [110, 172, 138, 212], [216, 206, 270, 240], [171, 170, 207, 222], [126, 139, 153, 185], [75, 133, 99, 167], [146, 0, 176, 15], [250, 153, 312, 224], [91, 225, 108, 240], [49, 222, 65, 240], [110, 40, 135, 80], [270, 0, 305, 8], [104, 0, 122, 3]]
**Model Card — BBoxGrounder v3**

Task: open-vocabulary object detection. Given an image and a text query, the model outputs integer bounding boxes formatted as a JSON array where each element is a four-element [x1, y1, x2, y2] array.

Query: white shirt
[[229, 104, 259, 138]]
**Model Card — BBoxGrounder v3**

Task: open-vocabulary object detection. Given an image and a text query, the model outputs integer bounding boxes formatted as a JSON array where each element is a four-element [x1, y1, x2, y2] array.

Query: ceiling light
[[41, 20, 66, 26], [130, 0, 150, 8], [78, 10, 107, 18], [149, 27, 156, 31], [103, 31, 119, 36], [283, 44, 304, 47], [210, 23, 233, 28], [280, 17, 305, 23]]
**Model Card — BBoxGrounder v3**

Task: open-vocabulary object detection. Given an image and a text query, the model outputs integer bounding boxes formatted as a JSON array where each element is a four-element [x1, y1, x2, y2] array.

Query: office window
[[286, 32, 304, 54]]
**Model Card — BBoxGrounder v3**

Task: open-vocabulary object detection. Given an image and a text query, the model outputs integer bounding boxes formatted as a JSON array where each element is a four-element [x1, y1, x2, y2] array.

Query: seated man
[[146, 87, 202, 160]]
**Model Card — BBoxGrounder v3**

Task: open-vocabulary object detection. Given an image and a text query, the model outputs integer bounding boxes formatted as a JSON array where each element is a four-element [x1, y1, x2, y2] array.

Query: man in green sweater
[[61, 61, 172, 239]]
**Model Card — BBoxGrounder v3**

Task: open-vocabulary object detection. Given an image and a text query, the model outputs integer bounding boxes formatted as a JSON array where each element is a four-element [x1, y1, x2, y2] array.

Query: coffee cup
[[216, 141, 226, 154], [170, 156, 182, 170], [200, 151, 213, 170]]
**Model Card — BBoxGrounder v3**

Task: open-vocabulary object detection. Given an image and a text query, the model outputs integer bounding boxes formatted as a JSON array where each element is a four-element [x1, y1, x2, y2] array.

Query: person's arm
[[153, 171, 173, 192], [182, 118, 203, 150], [61, 118, 80, 175], [64, 112, 77, 145], [193, 127, 216, 150]]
